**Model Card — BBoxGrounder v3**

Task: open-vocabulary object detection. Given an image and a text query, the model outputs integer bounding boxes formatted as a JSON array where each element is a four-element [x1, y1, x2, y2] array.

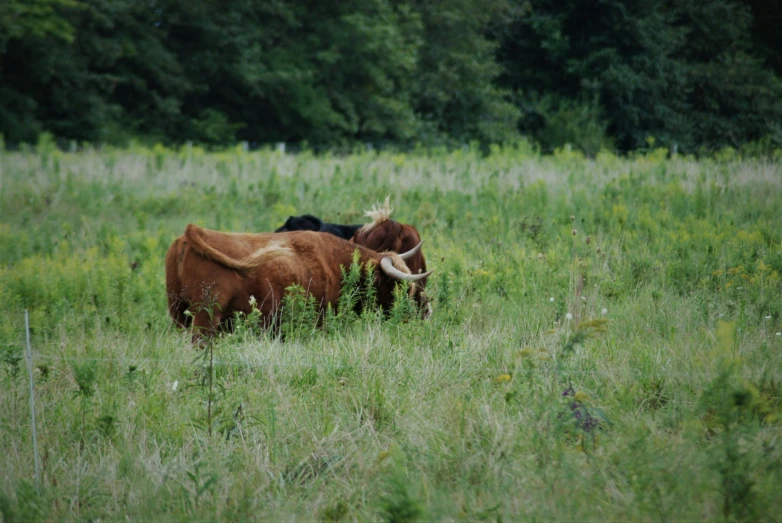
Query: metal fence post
[[24, 310, 42, 494]]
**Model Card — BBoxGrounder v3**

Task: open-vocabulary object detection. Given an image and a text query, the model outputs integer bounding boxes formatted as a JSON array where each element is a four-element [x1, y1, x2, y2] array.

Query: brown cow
[[165, 224, 432, 339], [351, 197, 429, 289]]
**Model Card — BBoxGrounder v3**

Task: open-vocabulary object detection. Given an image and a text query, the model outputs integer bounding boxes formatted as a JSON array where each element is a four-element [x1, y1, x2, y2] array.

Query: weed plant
[[0, 143, 781, 520]]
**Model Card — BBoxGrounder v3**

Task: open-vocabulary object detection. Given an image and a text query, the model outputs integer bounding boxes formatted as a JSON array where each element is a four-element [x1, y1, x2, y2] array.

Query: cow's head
[[352, 197, 430, 290], [372, 240, 433, 318]]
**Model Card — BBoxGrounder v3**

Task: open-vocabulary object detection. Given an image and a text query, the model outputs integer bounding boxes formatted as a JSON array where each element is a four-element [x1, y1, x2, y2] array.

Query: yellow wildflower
[[493, 374, 512, 383]]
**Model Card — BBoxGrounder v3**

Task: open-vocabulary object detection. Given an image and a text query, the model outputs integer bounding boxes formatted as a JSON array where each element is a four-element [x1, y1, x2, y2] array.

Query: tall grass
[[1, 143, 781, 520]]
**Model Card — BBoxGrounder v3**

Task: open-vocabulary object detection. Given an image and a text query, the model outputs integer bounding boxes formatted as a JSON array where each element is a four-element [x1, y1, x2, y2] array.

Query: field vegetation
[[1, 141, 782, 520]]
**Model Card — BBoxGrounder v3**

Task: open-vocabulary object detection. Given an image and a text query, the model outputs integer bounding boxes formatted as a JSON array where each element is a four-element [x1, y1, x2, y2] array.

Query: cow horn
[[398, 240, 423, 261], [380, 257, 433, 282]]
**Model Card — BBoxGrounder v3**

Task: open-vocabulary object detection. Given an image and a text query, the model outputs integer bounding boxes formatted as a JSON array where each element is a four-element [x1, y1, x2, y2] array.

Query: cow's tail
[[184, 224, 293, 271]]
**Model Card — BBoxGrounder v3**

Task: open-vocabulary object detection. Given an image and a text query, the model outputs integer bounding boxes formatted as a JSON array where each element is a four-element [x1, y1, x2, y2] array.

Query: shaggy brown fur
[[351, 197, 429, 286], [165, 225, 426, 340]]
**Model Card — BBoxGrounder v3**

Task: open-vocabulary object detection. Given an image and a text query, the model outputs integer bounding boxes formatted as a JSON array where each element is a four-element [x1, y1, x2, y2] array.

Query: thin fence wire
[[4, 350, 751, 413], [24, 350, 775, 381], [6, 335, 779, 465]]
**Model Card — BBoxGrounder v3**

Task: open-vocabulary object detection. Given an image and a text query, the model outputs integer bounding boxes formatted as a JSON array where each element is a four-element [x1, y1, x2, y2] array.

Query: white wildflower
[[172, 380, 179, 391], [549, 297, 555, 302], [765, 315, 772, 320], [565, 313, 573, 321], [249, 295, 257, 307], [601, 308, 608, 316]]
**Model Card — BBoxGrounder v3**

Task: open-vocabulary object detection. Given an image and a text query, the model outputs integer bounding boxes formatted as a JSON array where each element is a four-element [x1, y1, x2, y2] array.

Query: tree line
[[2, 0, 781, 154]]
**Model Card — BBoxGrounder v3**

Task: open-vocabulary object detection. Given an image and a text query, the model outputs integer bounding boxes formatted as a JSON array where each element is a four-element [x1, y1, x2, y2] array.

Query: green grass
[[1, 142, 781, 521]]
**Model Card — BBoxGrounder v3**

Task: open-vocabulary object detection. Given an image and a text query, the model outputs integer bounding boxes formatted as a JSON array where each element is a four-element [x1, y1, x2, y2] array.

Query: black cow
[[275, 214, 362, 240]]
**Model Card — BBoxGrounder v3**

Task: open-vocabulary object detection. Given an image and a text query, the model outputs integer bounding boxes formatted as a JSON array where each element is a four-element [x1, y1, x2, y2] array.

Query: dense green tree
[[408, 0, 520, 146], [0, 0, 77, 51], [740, 0, 782, 76], [0, 0, 78, 141], [496, 0, 690, 151], [160, 0, 422, 144], [2, 0, 781, 151], [1, 0, 185, 143], [495, 0, 782, 152], [674, 0, 782, 149]]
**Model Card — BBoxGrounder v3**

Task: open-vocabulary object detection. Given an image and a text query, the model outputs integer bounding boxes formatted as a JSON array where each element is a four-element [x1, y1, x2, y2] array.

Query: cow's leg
[[191, 308, 223, 345], [168, 295, 192, 329]]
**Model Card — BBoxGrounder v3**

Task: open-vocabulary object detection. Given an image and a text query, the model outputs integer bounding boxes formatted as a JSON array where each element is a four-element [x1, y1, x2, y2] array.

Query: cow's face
[[409, 284, 433, 319], [373, 242, 434, 318]]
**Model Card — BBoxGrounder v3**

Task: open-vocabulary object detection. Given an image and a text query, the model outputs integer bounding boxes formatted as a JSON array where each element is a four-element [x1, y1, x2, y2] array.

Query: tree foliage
[[1, 0, 781, 152], [494, 0, 782, 153]]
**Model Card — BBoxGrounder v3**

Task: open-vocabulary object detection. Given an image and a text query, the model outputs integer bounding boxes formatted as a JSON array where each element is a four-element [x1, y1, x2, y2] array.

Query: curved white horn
[[399, 240, 423, 261], [380, 257, 433, 282]]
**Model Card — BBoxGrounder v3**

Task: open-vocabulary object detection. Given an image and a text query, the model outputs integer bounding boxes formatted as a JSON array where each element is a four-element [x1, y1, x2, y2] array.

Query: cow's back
[[167, 228, 381, 329]]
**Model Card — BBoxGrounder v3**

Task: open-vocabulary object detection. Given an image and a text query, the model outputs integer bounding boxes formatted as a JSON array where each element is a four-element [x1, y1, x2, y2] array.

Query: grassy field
[[1, 142, 781, 521]]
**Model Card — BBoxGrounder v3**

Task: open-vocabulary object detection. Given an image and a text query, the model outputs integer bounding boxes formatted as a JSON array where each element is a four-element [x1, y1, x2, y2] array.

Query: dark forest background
[[2, 0, 782, 154]]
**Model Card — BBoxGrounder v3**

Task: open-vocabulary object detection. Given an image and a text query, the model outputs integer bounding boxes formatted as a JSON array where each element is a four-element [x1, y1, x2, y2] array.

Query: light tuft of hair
[[240, 241, 294, 268], [359, 196, 393, 233]]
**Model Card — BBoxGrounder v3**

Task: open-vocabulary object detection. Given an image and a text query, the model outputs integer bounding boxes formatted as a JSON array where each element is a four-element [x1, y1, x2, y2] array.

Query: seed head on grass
[[577, 318, 608, 333], [573, 391, 590, 402]]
